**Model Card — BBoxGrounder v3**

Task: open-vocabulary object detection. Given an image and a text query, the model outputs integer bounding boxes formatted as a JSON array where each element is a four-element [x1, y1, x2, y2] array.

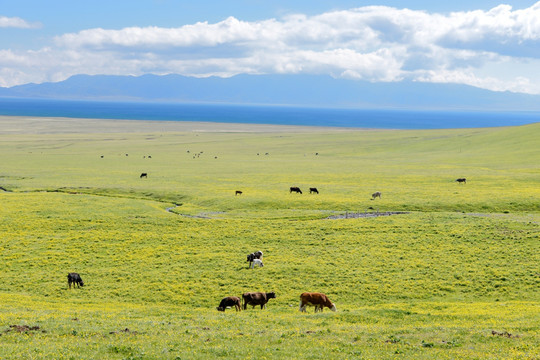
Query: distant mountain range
[[1, 74, 539, 111]]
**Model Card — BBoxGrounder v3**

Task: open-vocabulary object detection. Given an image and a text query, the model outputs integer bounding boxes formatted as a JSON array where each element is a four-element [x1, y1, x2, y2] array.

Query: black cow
[[242, 292, 276, 310], [309, 187, 319, 194], [217, 296, 242, 311], [235, 190, 243, 196], [290, 186, 302, 194], [67, 272, 84, 289], [140, 173, 148, 178], [456, 178, 467, 184], [246, 251, 263, 268]]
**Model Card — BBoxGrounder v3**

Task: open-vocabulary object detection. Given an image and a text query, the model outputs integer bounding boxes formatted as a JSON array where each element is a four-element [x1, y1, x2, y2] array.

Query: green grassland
[[0, 118, 539, 359]]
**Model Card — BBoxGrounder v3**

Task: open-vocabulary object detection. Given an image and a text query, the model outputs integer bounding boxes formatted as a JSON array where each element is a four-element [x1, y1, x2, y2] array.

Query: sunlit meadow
[[0, 119, 539, 359]]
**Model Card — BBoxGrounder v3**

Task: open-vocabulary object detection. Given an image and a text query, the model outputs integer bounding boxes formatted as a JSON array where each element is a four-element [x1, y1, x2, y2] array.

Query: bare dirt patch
[[492, 330, 520, 338], [4, 325, 45, 333], [109, 328, 139, 335]]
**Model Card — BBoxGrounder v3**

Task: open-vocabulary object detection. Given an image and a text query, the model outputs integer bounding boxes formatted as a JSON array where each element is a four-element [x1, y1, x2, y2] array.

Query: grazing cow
[[299, 292, 336, 313], [290, 186, 302, 194], [309, 187, 319, 194], [246, 251, 263, 267], [67, 273, 84, 289], [216, 296, 242, 312], [456, 178, 467, 184], [250, 259, 264, 268], [235, 190, 243, 196], [140, 173, 148, 178], [371, 191, 382, 200], [242, 292, 276, 310]]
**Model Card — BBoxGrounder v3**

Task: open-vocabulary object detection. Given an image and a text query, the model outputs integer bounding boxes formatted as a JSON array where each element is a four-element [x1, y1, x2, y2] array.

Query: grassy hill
[[0, 119, 538, 359]]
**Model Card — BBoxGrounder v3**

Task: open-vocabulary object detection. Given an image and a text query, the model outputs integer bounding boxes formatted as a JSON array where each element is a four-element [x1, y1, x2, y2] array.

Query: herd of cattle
[[67, 249, 338, 314], [68, 175, 468, 313], [140, 173, 467, 198], [216, 292, 337, 313]]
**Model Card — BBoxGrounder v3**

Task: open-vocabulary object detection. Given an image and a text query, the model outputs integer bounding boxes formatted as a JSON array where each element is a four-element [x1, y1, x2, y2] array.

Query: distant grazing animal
[[216, 296, 242, 312], [250, 259, 264, 268], [140, 173, 148, 178], [67, 273, 84, 289], [290, 186, 302, 194], [309, 187, 319, 194], [456, 178, 467, 184], [247, 251, 263, 267], [371, 191, 382, 200], [299, 292, 336, 313], [100, 155, 104, 158], [242, 292, 276, 310], [235, 190, 243, 196]]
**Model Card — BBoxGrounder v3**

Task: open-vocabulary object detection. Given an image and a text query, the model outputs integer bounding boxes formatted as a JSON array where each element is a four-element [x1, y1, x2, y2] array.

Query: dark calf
[[67, 272, 84, 289], [216, 296, 242, 311]]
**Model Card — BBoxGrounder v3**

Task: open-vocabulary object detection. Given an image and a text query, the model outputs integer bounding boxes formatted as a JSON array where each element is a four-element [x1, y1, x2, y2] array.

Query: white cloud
[[2, 2, 540, 94], [0, 16, 40, 29]]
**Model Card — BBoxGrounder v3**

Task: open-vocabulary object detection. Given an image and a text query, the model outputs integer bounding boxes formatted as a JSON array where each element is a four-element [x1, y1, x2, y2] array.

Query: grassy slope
[[0, 121, 539, 359]]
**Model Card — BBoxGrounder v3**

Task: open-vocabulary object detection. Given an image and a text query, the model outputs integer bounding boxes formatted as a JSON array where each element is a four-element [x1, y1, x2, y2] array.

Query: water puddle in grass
[[326, 211, 409, 219], [165, 205, 409, 220]]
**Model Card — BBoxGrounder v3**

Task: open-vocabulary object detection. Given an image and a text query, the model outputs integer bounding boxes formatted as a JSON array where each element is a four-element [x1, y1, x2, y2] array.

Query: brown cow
[[242, 292, 276, 310], [216, 296, 242, 312], [299, 292, 337, 313]]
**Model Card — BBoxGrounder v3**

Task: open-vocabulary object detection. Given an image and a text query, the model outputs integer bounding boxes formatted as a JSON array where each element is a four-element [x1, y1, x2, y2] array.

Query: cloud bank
[[0, 16, 39, 29], [1, 3, 540, 94]]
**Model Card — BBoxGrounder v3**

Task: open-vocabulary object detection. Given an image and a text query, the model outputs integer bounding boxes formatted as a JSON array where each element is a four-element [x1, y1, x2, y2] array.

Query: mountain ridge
[[1, 74, 539, 111]]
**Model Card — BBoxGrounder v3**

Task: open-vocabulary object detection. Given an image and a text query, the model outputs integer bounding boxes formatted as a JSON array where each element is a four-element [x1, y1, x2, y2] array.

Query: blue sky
[[1, 0, 540, 94]]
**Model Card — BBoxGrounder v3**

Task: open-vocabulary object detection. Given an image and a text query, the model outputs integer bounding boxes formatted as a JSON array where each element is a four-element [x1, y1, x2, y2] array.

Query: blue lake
[[0, 97, 539, 129]]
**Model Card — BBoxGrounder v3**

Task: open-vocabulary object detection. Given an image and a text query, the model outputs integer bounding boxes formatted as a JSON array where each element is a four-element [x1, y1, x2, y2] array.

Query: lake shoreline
[[0, 115, 372, 135]]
